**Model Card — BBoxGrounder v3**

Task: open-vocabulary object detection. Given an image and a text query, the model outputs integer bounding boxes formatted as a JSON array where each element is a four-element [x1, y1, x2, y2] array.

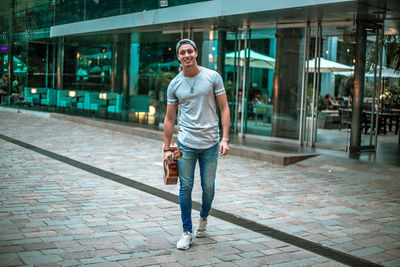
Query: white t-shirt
[[167, 67, 226, 149]]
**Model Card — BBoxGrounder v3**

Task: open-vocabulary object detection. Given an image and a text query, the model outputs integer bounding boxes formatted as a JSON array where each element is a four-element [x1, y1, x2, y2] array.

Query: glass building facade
[[1, 0, 399, 152]]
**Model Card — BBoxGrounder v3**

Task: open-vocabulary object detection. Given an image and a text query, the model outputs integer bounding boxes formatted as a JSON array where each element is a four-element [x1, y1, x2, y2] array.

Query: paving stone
[[0, 245, 25, 253], [12, 238, 42, 245], [238, 251, 264, 258], [104, 254, 132, 261], [59, 259, 80, 266], [0, 257, 24, 266], [80, 257, 106, 264], [364, 251, 398, 263], [382, 258, 400, 267], [18, 250, 63, 265], [41, 249, 67, 255], [23, 231, 59, 238], [350, 246, 385, 257], [218, 253, 242, 261], [0, 233, 24, 241], [330, 237, 353, 244]]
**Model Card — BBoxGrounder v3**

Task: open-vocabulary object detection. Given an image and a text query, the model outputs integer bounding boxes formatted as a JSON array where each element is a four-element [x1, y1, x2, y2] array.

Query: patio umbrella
[[224, 49, 275, 69], [365, 66, 400, 78], [335, 66, 400, 78], [307, 58, 354, 73]]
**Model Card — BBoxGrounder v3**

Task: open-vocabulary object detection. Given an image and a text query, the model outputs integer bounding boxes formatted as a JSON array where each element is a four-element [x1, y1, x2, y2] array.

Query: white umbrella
[[307, 58, 353, 73], [224, 49, 275, 69], [334, 66, 400, 78], [365, 66, 400, 78]]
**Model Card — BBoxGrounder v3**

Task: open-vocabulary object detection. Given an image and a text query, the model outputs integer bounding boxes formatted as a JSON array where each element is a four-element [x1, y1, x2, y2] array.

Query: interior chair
[[130, 95, 151, 123], [338, 108, 352, 130], [41, 88, 57, 107], [106, 93, 123, 113]]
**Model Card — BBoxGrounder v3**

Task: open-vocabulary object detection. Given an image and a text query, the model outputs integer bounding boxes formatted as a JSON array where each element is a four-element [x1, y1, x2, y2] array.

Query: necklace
[[185, 77, 197, 94]]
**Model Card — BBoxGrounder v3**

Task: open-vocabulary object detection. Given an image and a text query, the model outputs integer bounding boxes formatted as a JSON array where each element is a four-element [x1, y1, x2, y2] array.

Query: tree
[[366, 34, 400, 72], [385, 35, 400, 71]]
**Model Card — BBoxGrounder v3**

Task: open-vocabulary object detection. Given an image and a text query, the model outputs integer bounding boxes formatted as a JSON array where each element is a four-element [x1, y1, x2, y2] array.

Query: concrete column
[[111, 34, 118, 92], [45, 44, 49, 88], [272, 28, 302, 139], [217, 30, 226, 78], [118, 34, 130, 96], [350, 21, 367, 152], [111, 33, 130, 94], [268, 37, 276, 99], [129, 33, 140, 96], [56, 37, 64, 90], [7, 0, 14, 95]]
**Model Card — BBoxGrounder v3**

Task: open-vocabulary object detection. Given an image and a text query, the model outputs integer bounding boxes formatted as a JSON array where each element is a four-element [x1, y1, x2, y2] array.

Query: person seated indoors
[[254, 93, 266, 105], [347, 95, 352, 108], [335, 93, 345, 107], [324, 94, 335, 110]]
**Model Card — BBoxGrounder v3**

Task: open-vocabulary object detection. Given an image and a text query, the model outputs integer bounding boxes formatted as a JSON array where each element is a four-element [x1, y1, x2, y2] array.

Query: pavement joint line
[[0, 133, 382, 267]]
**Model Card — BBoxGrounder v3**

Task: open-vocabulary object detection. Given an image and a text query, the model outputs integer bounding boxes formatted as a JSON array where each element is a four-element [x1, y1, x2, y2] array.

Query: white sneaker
[[194, 217, 208, 238], [176, 232, 193, 250]]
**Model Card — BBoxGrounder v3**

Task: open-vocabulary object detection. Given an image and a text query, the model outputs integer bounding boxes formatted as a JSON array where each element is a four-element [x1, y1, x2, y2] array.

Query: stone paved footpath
[[0, 110, 399, 266]]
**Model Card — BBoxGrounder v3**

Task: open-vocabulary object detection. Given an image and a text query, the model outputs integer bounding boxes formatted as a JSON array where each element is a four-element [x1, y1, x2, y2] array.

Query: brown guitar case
[[163, 143, 182, 185]]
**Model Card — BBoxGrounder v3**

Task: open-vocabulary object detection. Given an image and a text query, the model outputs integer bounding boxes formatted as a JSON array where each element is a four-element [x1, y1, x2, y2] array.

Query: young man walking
[[163, 39, 230, 250]]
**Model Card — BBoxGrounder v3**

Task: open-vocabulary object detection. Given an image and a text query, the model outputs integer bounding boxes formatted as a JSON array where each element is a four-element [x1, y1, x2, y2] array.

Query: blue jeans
[[178, 141, 219, 233]]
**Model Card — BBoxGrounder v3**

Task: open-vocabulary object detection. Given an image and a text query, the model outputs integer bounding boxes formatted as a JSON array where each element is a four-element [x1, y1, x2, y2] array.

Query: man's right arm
[[163, 104, 177, 161]]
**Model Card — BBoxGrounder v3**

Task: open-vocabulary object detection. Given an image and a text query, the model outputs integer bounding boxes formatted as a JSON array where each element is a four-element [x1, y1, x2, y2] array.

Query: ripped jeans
[[178, 141, 219, 233]]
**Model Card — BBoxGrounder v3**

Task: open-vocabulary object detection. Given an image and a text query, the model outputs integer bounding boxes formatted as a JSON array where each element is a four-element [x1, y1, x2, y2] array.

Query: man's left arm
[[216, 93, 230, 155]]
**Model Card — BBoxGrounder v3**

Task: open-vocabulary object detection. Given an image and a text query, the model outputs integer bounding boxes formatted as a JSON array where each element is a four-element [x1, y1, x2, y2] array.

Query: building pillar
[[268, 37, 276, 99], [350, 21, 367, 152], [217, 30, 226, 78], [111, 33, 130, 116], [111, 34, 118, 92], [56, 37, 64, 90], [119, 34, 130, 96], [129, 33, 140, 96], [111, 33, 130, 94], [272, 28, 302, 139], [7, 0, 15, 95]]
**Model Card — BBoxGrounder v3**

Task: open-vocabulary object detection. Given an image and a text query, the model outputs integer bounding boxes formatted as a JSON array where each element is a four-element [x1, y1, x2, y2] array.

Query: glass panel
[[225, 27, 306, 141], [8, 42, 28, 105], [55, 1, 84, 25], [55, 0, 211, 25], [137, 31, 181, 125], [312, 25, 399, 151], [244, 29, 276, 136], [28, 42, 49, 88], [309, 26, 356, 149]]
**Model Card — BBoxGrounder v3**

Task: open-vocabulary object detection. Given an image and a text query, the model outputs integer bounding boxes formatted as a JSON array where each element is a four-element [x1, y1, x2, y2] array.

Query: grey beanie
[[176, 39, 197, 54]]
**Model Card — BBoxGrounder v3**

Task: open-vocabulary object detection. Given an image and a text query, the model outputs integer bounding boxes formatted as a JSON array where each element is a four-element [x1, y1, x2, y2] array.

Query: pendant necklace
[[185, 77, 197, 94]]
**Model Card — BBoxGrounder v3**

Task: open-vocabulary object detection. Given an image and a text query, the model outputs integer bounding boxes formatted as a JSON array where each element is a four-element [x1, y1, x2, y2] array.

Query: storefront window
[[136, 32, 180, 124], [55, 0, 210, 26]]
